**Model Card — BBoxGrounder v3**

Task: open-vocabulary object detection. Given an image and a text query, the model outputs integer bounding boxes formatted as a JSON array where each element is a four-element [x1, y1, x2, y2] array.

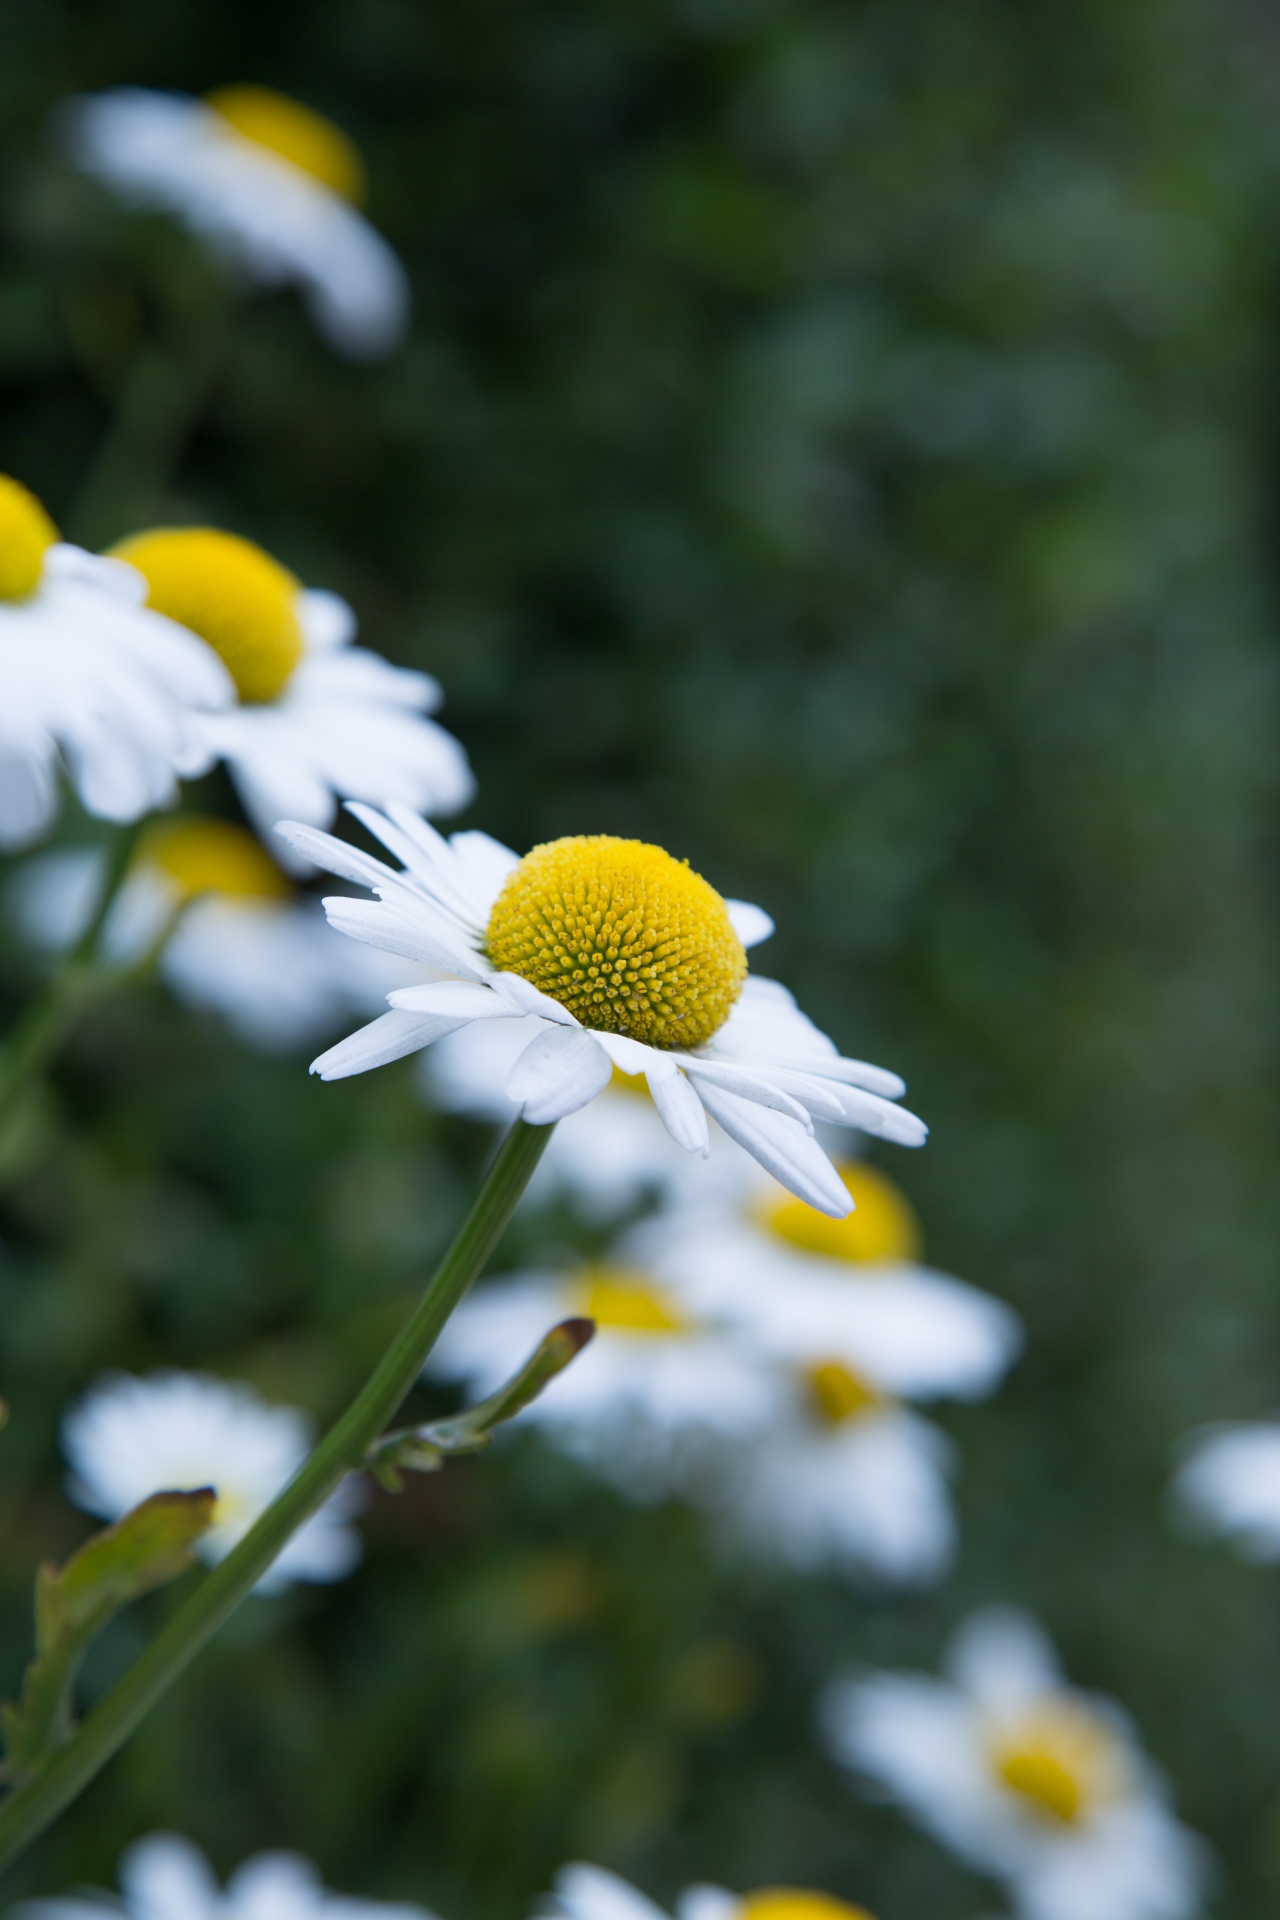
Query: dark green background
[[2, 0, 1280, 1914]]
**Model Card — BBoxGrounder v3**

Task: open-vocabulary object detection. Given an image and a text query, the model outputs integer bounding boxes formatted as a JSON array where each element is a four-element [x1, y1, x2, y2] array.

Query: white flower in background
[[63, 1371, 363, 1594], [425, 1015, 751, 1220], [1171, 1421, 1280, 1561], [428, 1262, 779, 1501], [636, 1161, 1021, 1586], [821, 1607, 1208, 1920], [14, 816, 421, 1052], [541, 1862, 875, 1920], [17, 1831, 435, 1920], [111, 527, 473, 863], [59, 85, 410, 358], [0, 476, 232, 851], [281, 809, 926, 1213]]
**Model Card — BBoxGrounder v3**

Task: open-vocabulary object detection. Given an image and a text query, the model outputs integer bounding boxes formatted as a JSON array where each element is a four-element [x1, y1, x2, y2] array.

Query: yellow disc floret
[[805, 1360, 886, 1426], [111, 527, 303, 703], [142, 816, 291, 903], [205, 85, 365, 204], [741, 1891, 875, 1920], [486, 836, 746, 1049], [764, 1161, 922, 1265], [990, 1701, 1117, 1825], [574, 1266, 690, 1336], [0, 475, 58, 603]]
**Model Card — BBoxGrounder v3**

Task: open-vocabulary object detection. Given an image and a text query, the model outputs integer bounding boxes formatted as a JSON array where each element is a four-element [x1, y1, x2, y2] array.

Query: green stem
[[0, 822, 146, 1136], [0, 1116, 551, 1874]]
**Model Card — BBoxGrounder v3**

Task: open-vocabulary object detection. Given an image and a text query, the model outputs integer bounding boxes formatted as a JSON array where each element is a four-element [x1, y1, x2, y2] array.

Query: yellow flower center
[[485, 836, 746, 1049], [111, 527, 304, 703], [204, 85, 365, 204], [142, 816, 292, 903], [574, 1265, 690, 1336], [210, 1485, 254, 1533], [763, 1161, 922, 1265], [805, 1359, 886, 1425], [740, 1890, 875, 1920], [609, 1066, 650, 1096], [0, 475, 57, 603], [990, 1702, 1116, 1826]]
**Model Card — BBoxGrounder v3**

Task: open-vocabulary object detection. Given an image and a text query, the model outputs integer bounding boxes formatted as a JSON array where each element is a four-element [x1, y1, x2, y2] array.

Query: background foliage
[[2, 0, 1280, 1914]]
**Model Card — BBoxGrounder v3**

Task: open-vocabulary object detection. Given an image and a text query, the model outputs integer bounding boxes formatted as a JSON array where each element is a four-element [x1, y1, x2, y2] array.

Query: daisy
[[820, 1607, 1208, 1920], [111, 527, 474, 860], [62, 1371, 364, 1595], [15, 817, 423, 1051], [58, 85, 410, 358], [0, 475, 232, 850], [17, 1831, 435, 1920], [427, 1260, 780, 1502], [280, 809, 927, 1214], [541, 1863, 875, 1920], [1170, 1421, 1280, 1561]]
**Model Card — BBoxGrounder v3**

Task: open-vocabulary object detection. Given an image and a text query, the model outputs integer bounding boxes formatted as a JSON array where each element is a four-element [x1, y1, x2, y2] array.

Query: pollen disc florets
[[0, 475, 57, 603], [205, 84, 365, 204], [111, 528, 304, 703], [485, 835, 747, 1050]]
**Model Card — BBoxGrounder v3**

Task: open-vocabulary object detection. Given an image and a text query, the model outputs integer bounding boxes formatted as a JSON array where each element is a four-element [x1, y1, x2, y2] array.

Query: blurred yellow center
[[142, 816, 291, 903], [741, 1891, 875, 1920], [0, 475, 57, 603], [205, 85, 365, 204], [112, 528, 303, 703], [609, 1066, 649, 1096], [805, 1360, 885, 1425], [575, 1266, 689, 1336], [210, 1486, 253, 1532], [486, 836, 746, 1049], [991, 1704, 1114, 1825], [763, 1161, 922, 1265]]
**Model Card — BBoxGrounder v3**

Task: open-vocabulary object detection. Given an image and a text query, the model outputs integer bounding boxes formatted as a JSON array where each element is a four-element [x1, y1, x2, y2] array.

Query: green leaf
[[1, 1488, 215, 1782]]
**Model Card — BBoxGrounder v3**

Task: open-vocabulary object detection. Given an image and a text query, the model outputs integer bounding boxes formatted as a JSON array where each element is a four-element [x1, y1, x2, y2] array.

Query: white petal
[[505, 1027, 612, 1124], [297, 587, 357, 650], [310, 1009, 465, 1080], [690, 1081, 853, 1215], [276, 820, 398, 891], [387, 981, 511, 1019], [681, 1058, 815, 1128], [322, 896, 486, 978], [645, 1060, 710, 1155], [726, 899, 774, 947], [827, 1083, 929, 1147], [491, 971, 580, 1025]]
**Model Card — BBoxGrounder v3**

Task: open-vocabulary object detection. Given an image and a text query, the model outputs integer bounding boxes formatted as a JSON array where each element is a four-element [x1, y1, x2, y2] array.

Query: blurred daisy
[[15, 817, 421, 1051], [425, 1016, 750, 1220], [1171, 1421, 1280, 1561], [18, 1831, 435, 1920], [63, 1370, 363, 1595], [112, 528, 473, 859], [821, 1607, 1208, 1920], [59, 85, 409, 358], [543, 1865, 875, 1920], [282, 809, 926, 1213], [0, 476, 232, 850], [427, 1261, 779, 1501]]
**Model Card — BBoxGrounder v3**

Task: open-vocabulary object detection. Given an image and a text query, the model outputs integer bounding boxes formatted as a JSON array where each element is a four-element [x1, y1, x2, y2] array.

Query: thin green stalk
[[0, 822, 145, 1134], [0, 1116, 551, 1874]]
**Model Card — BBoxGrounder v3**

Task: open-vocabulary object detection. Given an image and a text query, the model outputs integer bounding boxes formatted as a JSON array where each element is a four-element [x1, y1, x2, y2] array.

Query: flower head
[[0, 478, 232, 849], [59, 86, 409, 357], [540, 1864, 875, 1920], [115, 528, 473, 861], [17, 1832, 435, 1920], [282, 807, 926, 1214], [62, 1370, 362, 1594], [1171, 1421, 1280, 1561], [821, 1607, 1208, 1920]]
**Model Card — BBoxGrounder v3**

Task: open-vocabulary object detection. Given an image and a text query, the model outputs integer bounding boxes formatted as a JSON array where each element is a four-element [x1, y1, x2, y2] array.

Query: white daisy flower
[[0, 476, 232, 851], [62, 1370, 363, 1595], [280, 810, 927, 1214], [111, 527, 473, 863], [17, 1831, 435, 1920], [821, 1607, 1208, 1920], [542, 1862, 876, 1920], [1170, 1421, 1280, 1561], [14, 817, 422, 1052], [425, 1015, 752, 1220], [427, 1261, 779, 1502], [59, 85, 410, 358]]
